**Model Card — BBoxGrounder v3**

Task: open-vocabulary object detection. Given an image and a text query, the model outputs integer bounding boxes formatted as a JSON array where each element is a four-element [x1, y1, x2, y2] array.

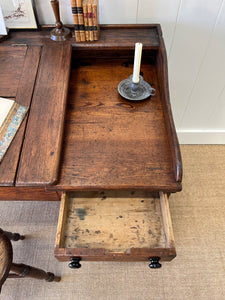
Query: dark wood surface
[[0, 187, 60, 201], [55, 247, 176, 262], [2, 25, 160, 49], [156, 32, 182, 183], [55, 55, 181, 192], [0, 25, 182, 198], [0, 46, 27, 98], [0, 229, 60, 286], [0, 46, 41, 186], [0, 25, 181, 264], [16, 43, 71, 186]]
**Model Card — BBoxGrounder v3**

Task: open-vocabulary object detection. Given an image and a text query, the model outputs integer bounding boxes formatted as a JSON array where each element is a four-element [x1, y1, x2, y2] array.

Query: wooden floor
[[0, 145, 225, 300]]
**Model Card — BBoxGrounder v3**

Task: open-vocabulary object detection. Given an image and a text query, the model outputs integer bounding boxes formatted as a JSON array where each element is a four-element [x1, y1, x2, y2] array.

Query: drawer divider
[[55, 192, 68, 249], [159, 192, 175, 249]]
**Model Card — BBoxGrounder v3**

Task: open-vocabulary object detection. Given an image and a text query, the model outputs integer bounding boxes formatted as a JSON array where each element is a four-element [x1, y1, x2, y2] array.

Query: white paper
[[0, 97, 15, 128], [0, 6, 7, 35]]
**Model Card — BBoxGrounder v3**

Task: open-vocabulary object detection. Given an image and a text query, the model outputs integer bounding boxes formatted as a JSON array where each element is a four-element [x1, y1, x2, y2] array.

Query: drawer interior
[[55, 191, 176, 261]]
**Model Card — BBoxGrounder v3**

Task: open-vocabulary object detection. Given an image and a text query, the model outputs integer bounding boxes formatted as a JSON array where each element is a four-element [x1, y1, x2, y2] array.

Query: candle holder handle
[[118, 75, 156, 101], [50, 0, 72, 41]]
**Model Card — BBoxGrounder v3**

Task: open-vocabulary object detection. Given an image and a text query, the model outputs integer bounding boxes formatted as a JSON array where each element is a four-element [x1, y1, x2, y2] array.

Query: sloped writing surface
[[0, 46, 41, 186], [16, 44, 72, 187]]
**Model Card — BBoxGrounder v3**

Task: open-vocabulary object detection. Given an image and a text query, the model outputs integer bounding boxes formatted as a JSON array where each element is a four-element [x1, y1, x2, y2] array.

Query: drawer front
[[54, 191, 176, 263], [0, 187, 60, 201]]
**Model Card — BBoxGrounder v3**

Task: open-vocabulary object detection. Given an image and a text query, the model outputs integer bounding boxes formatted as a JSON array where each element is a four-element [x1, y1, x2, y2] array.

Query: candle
[[132, 42, 143, 83]]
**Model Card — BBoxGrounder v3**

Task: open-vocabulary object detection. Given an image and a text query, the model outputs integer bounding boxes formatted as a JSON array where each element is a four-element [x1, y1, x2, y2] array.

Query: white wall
[[35, 0, 225, 144]]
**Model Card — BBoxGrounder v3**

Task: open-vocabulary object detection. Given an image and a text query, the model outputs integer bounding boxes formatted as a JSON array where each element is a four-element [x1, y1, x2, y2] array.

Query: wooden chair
[[0, 228, 60, 293]]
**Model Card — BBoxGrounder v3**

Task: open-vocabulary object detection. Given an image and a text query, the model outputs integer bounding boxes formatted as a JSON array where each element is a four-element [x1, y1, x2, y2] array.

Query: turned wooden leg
[[68, 258, 82, 269], [10, 263, 60, 282], [149, 257, 162, 269], [1, 230, 25, 241]]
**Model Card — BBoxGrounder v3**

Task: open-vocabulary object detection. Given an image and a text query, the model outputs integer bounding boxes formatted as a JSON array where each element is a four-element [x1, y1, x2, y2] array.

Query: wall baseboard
[[177, 130, 225, 144]]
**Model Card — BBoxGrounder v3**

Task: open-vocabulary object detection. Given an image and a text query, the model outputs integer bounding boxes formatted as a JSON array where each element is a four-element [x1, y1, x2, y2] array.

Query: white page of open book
[[0, 97, 15, 128]]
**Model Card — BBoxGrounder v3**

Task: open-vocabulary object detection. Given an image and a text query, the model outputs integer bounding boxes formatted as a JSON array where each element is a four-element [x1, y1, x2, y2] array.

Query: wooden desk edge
[[0, 25, 182, 193], [46, 183, 182, 193], [156, 27, 183, 183]]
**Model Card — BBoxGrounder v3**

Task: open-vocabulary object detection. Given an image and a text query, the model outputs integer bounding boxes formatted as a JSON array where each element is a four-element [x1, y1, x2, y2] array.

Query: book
[[92, 0, 99, 40], [71, 0, 81, 42], [83, 0, 89, 41], [76, 0, 86, 42], [0, 97, 27, 163], [87, 0, 94, 41]]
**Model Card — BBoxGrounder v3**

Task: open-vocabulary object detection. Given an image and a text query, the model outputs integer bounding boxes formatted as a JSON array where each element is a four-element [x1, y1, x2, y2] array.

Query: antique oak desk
[[0, 25, 182, 268]]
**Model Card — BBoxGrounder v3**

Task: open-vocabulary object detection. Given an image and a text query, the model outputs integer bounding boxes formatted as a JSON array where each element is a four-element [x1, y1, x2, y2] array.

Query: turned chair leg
[[10, 263, 60, 282], [0, 229, 61, 290], [2, 231, 25, 242]]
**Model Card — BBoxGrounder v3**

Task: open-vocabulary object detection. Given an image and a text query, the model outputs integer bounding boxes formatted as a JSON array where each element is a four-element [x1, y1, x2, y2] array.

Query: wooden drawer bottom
[[54, 191, 176, 265]]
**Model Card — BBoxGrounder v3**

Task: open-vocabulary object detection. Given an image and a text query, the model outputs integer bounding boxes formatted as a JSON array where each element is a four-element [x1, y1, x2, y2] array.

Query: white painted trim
[[177, 130, 225, 144]]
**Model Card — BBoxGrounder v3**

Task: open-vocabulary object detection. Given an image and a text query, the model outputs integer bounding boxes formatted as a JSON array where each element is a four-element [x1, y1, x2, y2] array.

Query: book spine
[[92, 0, 99, 41], [71, 0, 81, 42], [76, 0, 86, 42], [0, 104, 27, 162], [83, 0, 89, 41], [0, 102, 18, 141], [87, 0, 94, 42]]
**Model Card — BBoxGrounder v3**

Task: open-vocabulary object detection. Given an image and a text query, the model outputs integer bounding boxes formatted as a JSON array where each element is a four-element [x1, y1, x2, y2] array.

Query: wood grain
[[156, 29, 182, 182], [55, 192, 68, 248], [0, 46, 41, 186], [54, 191, 176, 261], [0, 25, 182, 211], [56, 55, 180, 191], [55, 247, 176, 262], [16, 43, 72, 186], [0, 46, 27, 97], [63, 191, 165, 250], [159, 192, 175, 249], [0, 187, 60, 201], [0, 25, 160, 50]]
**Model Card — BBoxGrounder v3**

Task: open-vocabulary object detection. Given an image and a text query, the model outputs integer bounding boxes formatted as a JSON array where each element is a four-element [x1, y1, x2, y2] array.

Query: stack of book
[[71, 0, 99, 42]]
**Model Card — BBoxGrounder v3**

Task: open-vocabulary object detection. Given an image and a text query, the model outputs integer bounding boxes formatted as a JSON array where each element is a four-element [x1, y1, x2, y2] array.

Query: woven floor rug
[[0, 145, 225, 300]]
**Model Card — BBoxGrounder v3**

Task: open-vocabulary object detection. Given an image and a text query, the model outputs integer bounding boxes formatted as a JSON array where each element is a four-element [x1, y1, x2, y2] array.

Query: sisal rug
[[0, 145, 225, 300]]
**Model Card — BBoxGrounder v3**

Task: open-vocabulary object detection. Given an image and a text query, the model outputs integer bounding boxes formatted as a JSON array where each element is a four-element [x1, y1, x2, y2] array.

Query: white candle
[[132, 42, 143, 83]]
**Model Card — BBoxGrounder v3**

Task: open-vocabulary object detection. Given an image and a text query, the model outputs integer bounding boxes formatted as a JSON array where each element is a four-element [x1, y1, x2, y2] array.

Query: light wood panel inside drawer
[[55, 191, 176, 261]]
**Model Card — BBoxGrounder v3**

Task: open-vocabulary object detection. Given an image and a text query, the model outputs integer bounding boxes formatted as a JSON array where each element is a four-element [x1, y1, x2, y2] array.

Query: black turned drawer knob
[[149, 257, 162, 269], [68, 258, 82, 269]]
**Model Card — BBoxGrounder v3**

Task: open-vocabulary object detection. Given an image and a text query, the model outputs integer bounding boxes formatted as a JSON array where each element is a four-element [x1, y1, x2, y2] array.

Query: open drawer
[[54, 191, 176, 268]]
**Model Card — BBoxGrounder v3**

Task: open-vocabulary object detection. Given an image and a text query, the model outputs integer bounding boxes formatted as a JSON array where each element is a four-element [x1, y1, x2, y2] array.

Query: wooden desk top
[[56, 56, 180, 192], [0, 25, 182, 193]]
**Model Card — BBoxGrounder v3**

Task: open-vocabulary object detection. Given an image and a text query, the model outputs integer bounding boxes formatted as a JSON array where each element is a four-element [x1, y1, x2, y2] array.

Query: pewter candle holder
[[118, 75, 156, 101]]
